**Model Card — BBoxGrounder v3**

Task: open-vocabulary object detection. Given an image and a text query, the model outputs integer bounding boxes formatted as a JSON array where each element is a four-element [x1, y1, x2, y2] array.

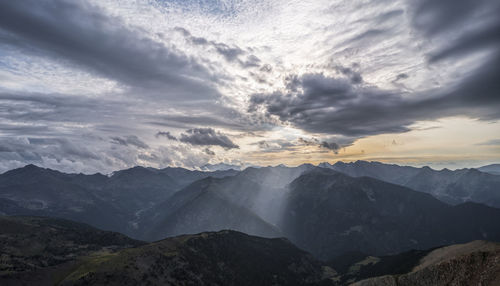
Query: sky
[[0, 0, 499, 173]]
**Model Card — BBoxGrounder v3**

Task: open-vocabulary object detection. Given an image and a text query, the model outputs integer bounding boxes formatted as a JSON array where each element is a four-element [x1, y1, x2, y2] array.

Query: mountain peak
[[2, 164, 46, 176]]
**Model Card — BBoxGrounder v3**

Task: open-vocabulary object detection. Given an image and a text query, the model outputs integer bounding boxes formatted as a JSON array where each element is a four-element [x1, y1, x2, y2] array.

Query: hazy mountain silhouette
[[321, 160, 500, 208], [280, 168, 500, 260], [1, 163, 500, 263], [479, 163, 500, 175], [0, 164, 237, 236]]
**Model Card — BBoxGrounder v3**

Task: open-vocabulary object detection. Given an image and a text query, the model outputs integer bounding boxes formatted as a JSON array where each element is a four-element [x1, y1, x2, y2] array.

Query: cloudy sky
[[0, 0, 499, 173]]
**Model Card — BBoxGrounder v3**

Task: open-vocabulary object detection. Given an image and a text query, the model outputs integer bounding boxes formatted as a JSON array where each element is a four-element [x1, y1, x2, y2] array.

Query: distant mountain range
[[0, 161, 499, 262], [281, 168, 500, 259], [200, 162, 242, 171], [0, 164, 237, 236], [479, 163, 500, 175], [321, 160, 500, 208]]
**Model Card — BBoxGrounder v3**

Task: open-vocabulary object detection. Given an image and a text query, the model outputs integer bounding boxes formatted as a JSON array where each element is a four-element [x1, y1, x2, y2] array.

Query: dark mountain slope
[[281, 168, 500, 260], [327, 247, 436, 285], [352, 241, 500, 286], [143, 177, 281, 241], [140, 165, 316, 241], [59, 230, 336, 286], [0, 216, 143, 285], [0, 216, 335, 286], [0, 165, 129, 233], [0, 164, 238, 238]]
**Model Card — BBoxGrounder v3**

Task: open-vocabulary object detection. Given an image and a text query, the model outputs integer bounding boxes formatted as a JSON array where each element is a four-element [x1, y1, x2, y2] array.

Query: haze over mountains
[[1, 161, 499, 262], [321, 161, 500, 208]]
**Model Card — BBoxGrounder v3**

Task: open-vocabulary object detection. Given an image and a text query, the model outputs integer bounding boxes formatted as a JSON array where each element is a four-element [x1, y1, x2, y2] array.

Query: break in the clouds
[[0, 0, 499, 173]]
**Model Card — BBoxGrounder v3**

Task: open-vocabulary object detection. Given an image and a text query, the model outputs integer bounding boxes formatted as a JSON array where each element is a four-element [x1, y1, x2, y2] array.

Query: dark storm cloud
[[248, 0, 500, 139], [410, 0, 495, 37], [110, 136, 149, 149], [155, 131, 177, 140], [411, 0, 500, 67], [428, 23, 500, 63], [0, 0, 219, 101], [250, 69, 500, 137], [179, 128, 239, 149]]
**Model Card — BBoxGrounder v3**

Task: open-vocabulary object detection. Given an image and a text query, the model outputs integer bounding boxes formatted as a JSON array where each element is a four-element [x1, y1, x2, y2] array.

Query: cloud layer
[[0, 0, 499, 172]]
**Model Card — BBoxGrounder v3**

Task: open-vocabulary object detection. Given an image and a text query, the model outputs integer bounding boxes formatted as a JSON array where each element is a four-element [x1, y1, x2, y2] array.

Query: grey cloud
[[335, 65, 363, 84], [298, 137, 347, 154], [214, 42, 245, 62], [410, 0, 493, 36], [110, 135, 149, 149], [149, 111, 262, 132], [203, 148, 216, 156], [179, 128, 239, 149], [155, 131, 177, 140], [336, 28, 391, 50], [374, 9, 404, 25], [394, 73, 409, 81], [410, 0, 500, 67], [239, 55, 261, 68], [0, 137, 99, 165], [175, 26, 263, 69], [175, 27, 242, 61], [428, 22, 500, 63], [0, 0, 219, 101], [260, 64, 273, 73], [320, 142, 341, 154], [0, 91, 125, 127], [297, 138, 319, 146], [253, 137, 347, 154], [253, 139, 296, 153], [249, 70, 500, 137]]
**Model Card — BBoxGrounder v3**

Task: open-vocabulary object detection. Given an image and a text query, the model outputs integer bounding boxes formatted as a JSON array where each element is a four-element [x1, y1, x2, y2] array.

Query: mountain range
[[321, 161, 500, 208], [1, 161, 499, 262]]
